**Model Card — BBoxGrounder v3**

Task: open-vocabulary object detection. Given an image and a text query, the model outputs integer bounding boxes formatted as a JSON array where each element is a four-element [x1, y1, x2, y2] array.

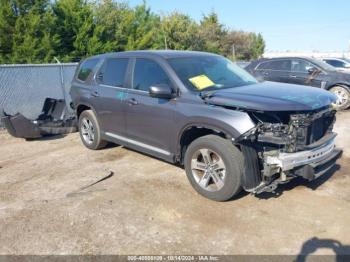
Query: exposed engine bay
[[236, 106, 342, 194]]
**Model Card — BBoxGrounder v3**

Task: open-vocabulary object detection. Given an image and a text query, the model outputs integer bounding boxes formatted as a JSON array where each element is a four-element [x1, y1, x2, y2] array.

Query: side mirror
[[307, 67, 317, 74], [96, 72, 103, 82], [149, 84, 173, 99]]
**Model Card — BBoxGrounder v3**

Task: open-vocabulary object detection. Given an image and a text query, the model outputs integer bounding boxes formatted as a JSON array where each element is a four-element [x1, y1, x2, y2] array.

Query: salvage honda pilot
[[70, 51, 342, 201]]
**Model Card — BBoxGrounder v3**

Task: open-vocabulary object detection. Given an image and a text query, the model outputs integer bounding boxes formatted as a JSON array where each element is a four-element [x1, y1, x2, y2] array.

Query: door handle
[[289, 75, 297, 78], [127, 98, 138, 106], [263, 72, 269, 76], [91, 91, 100, 97]]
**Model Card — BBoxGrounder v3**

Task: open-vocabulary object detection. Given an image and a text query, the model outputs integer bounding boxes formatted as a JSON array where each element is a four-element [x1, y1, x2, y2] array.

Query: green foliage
[[250, 33, 265, 60], [199, 11, 226, 54], [52, 0, 94, 62], [161, 12, 204, 50], [87, 0, 133, 54], [0, 0, 16, 63], [0, 0, 59, 63], [222, 31, 265, 61], [0, 0, 265, 64], [124, 3, 160, 50]]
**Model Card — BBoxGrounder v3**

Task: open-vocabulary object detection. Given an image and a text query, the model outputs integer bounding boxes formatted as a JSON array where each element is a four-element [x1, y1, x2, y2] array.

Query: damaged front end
[[0, 98, 77, 139], [236, 106, 342, 194]]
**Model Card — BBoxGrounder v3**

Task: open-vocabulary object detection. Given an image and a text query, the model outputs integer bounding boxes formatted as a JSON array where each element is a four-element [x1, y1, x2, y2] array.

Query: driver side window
[[132, 59, 171, 92], [291, 60, 315, 73]]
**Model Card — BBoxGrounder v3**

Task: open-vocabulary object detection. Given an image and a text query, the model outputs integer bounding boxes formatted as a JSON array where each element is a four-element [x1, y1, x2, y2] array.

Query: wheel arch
[[76, 103, 97, 119], [176, 123, 238, 164], [327, 83, 350, 92]]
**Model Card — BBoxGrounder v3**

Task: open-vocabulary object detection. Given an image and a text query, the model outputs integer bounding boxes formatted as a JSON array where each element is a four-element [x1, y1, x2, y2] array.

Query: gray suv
[[70, 51, 342, 201]]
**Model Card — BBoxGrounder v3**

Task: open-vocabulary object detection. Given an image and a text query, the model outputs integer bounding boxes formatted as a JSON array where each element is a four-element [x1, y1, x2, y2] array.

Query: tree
[[222, 31, 265, 61], [250, 33, 265, 59], [87, 0, 133, 55], [0, 1, 266, 63], [52, 0, 94, 62], [199, 11, 226, 54], [0, 0, 16, 63], [0, 0, 58, 63], [124, 2, 161, 50], [161, 12, 204, 50]]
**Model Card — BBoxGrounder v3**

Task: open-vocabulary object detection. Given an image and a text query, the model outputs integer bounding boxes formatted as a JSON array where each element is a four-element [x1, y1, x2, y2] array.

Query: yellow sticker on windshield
[[189, 75, 215, 90]]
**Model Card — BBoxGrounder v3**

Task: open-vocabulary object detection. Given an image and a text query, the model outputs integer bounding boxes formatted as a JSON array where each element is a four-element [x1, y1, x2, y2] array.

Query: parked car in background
[[322, 58, 350, 73], [235, 61, 251, 69], [70, 51, 341, 201], [246, 57, 350, 110]]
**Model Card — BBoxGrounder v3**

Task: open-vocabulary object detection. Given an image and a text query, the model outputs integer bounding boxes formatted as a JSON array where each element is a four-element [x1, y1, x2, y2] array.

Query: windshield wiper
[[199, 90, 216, 100]]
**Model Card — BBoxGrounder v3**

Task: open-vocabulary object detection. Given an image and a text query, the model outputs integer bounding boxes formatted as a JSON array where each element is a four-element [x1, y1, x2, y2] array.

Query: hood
[[204, 81, 337, 112], [328, 69, 350, 79]]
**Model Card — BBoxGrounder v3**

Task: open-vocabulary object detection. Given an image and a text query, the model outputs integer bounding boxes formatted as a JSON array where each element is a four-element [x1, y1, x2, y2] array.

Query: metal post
[[54, 57, 68, 120], [232, 44, 236, 61]]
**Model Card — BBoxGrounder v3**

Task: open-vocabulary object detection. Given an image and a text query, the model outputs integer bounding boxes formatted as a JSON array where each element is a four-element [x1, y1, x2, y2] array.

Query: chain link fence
[[0, 63, 78, 127], [0, 61, 251, 129]]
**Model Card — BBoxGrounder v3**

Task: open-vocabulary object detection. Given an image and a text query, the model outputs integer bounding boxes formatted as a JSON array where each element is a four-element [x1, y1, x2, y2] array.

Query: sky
[[128, 0, 350, 52]]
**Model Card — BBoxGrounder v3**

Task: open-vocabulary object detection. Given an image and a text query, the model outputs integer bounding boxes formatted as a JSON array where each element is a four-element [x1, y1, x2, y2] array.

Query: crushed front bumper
[[266, 135, 342, 180], [0, 98, 77, 139]]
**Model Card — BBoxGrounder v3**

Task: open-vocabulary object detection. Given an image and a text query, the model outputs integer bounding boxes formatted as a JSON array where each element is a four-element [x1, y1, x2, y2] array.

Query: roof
[[87, 50, 218, 60], [262, 56, 316, 60]]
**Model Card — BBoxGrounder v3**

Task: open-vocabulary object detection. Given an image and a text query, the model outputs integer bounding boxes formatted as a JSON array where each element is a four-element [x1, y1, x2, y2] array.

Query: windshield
[[168, 56, 257, 92], [312, 58, 337, 71], [342, 58, 350, 64]]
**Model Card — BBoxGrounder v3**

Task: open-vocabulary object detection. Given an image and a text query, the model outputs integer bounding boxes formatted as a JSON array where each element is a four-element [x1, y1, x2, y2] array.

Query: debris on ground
[[66, 171, 114, 198], [1, 98, 77, 139]]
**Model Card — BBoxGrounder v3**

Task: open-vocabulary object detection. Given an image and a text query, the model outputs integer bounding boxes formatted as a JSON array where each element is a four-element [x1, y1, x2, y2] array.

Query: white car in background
[[322, 58, 350, 73]]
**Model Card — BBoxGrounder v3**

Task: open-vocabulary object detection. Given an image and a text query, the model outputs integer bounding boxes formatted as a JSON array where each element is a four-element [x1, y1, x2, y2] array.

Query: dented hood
[[205, 81, 337, 111]]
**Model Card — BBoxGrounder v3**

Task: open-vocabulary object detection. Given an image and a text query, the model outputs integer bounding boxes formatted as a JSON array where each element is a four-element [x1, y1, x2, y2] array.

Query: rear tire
[[79, 110, 107, 150], [329, 85, 350, 110], [184, 135, 244, 201]]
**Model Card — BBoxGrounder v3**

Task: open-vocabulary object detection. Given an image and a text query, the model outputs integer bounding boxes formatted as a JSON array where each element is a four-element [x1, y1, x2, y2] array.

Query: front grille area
[[306, 112, 335, 144], [289, 108, 336, 152]]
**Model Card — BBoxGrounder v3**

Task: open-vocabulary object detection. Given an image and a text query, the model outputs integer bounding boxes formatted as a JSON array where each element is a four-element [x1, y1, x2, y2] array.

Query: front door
[[124, 58, 177, 159], [289, 59, 323, 88]]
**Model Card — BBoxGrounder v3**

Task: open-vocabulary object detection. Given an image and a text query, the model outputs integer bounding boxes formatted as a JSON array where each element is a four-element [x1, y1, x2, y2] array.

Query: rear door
[[254, 59, 291, 83], [124, 57, 177, 160], [92, 57, 130, 136]]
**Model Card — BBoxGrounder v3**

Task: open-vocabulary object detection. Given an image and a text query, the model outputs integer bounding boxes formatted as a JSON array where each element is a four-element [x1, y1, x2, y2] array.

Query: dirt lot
[[0, 111, 349, 256]]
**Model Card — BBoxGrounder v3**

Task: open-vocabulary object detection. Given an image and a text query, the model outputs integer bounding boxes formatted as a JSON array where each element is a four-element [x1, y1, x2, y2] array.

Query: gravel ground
[[0, 111, 349, 256]]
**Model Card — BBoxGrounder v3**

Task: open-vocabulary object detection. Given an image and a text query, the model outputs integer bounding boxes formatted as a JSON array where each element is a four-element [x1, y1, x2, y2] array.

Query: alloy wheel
[[190, 148, 226, 192], [333, 88, 349, 107], [81, 118, 95, 144]]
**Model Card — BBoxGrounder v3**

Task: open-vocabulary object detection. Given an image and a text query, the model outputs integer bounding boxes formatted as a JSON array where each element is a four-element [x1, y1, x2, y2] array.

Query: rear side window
[[100, 58, 129, 87], [258, 60, 291, 71], [132, 58, 171, 92], [77, 59, 99, 82]]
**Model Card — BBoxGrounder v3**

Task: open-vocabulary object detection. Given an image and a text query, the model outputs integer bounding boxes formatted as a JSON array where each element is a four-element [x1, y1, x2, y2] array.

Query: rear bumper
[[266, 136, 342, 180]]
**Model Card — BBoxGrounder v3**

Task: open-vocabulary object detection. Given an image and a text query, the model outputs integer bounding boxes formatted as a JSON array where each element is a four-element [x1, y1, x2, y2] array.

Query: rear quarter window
[[77, 59, 99, 82]]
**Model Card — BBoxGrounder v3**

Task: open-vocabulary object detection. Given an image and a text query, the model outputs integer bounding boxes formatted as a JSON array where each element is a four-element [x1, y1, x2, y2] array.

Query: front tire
[[184, 135, 244, 201], [329, 85, 350, 110], [79, 110, 107, 150]]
